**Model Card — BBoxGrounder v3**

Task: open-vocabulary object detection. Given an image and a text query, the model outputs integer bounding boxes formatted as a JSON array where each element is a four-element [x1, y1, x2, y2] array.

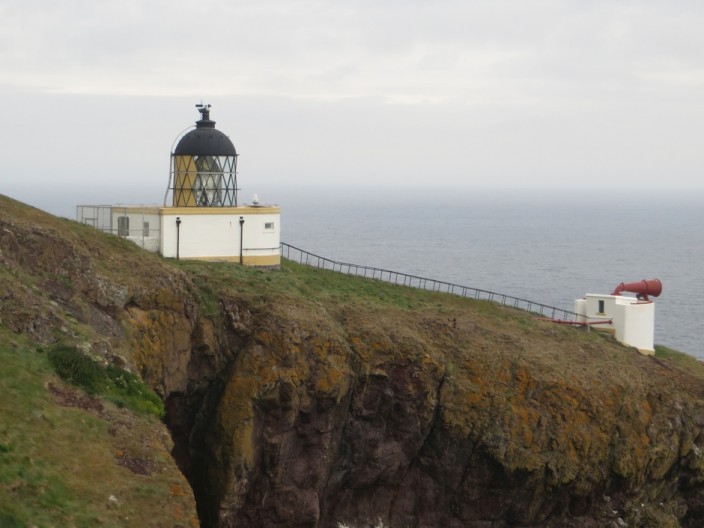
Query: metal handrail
[[280, 242, 586, 322]]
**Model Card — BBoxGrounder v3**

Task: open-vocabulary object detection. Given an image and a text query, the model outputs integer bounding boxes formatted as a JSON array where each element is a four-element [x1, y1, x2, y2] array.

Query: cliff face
[[184, 299, 704, 528], [3, 195, 704, 528]]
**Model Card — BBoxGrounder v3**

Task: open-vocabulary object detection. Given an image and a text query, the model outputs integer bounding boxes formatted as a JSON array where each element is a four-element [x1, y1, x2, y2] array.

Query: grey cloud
[[1, 1, 704, 193]]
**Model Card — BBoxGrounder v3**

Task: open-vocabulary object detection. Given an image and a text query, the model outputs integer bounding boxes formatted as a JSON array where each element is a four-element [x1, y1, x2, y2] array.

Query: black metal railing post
[[175, 217, 181, 260]]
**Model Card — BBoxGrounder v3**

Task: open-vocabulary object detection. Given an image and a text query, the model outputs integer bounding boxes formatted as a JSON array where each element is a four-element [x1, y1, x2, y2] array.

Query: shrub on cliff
[[47, 345, 164, 417]]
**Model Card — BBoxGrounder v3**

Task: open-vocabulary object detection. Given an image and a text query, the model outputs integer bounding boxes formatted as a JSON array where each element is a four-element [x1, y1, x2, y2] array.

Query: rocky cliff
[[2, 194, 704, 528]]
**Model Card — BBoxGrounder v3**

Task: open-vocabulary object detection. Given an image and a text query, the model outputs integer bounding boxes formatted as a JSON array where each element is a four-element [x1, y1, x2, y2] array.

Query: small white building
[[160, 203, 280, 265], [77, 104, 281, 267], [574, 279, 662, 354]]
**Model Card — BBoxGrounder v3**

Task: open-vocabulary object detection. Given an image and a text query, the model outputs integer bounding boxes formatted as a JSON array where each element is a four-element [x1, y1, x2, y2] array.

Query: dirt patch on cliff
[[47, 381, 105, 412]]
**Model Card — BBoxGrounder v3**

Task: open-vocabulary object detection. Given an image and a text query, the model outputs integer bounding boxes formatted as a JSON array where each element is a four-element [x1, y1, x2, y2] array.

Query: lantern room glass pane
[[195, 155, 221, 173], [194, 173, 224, 206]]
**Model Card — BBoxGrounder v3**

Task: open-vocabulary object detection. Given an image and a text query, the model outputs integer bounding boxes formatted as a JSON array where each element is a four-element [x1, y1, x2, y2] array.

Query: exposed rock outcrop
[[184, 302, 704, 528]]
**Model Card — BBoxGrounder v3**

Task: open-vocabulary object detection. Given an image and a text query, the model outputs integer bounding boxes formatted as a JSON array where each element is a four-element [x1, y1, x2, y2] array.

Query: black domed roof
[[173, 105, 237, 157]]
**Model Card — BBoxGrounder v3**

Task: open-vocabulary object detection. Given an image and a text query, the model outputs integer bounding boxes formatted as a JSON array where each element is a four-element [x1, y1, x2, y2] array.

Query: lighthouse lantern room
[[169, 104, 239, 207]]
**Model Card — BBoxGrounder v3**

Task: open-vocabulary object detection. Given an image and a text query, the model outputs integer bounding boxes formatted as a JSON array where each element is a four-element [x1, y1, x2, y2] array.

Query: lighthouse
[[170, 104, 239, 207], [77, 104, 281, 267]]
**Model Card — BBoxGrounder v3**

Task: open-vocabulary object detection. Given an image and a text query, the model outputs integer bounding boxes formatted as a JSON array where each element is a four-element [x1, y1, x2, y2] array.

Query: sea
[[5, 184, 704, 359]]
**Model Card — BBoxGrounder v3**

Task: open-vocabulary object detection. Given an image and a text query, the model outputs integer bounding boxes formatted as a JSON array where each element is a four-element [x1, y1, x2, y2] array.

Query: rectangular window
[[117, 216, 129, 237], [598, 300, 605, 314], [264, 222, 274, 231], [143, 221, 150, 237]]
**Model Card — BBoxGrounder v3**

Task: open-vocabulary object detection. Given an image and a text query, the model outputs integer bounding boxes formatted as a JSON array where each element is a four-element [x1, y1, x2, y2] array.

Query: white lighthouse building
[[77, 104, 281, 267]]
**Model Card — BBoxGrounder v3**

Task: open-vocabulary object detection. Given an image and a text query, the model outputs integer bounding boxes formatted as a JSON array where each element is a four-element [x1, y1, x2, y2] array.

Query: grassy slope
[[0, 329, 197, 528], [1, 194, 703, 527], [654, 344, 704, 378]]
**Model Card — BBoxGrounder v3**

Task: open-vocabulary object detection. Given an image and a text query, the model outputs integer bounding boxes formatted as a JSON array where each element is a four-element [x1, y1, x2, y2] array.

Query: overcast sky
[[2, 0, 704, 213]]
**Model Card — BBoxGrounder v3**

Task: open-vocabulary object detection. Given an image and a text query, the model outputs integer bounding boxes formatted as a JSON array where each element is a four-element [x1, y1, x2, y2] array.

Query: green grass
[[0, 333, 193, 527], [47, 344, 164, 417], [0, 336, 103, 526], [175, 257, 491, 312], [654, 344, 704, 379]]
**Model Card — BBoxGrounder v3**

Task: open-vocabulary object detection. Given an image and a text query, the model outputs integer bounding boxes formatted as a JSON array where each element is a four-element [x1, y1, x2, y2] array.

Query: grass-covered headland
[[0, 332, 195, 528]]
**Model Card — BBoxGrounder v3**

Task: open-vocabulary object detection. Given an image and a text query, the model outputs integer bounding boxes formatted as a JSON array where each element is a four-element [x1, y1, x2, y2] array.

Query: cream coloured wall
[[160, 206, 280, 265], [618, 298, 656, 352]]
